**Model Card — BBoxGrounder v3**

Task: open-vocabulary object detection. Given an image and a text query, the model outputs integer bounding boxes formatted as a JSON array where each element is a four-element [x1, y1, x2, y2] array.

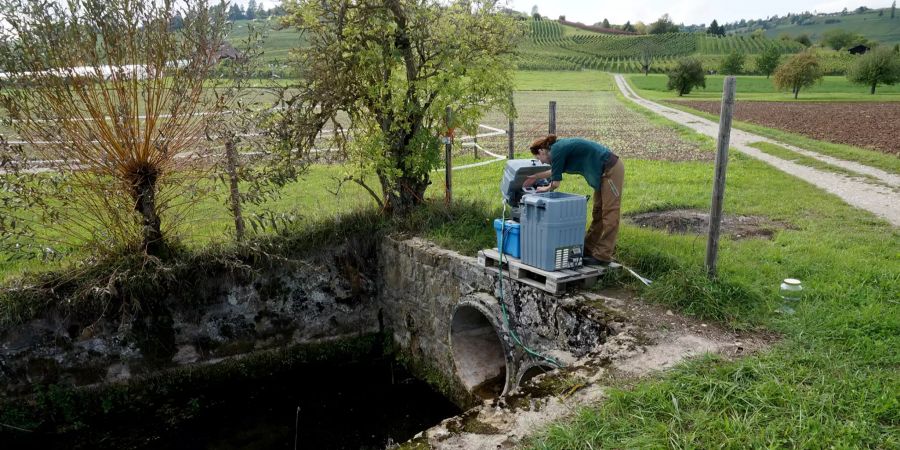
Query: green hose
[[498, 202, 563, 369]]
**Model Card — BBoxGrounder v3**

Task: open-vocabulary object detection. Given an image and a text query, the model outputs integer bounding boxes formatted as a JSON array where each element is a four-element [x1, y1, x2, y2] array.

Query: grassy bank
[[505, 73, 899, 448]]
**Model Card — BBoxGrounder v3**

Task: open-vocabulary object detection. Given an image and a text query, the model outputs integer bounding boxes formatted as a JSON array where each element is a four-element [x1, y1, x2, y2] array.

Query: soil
[[669, 100, 900, 155], [627, 209, 791, 239]]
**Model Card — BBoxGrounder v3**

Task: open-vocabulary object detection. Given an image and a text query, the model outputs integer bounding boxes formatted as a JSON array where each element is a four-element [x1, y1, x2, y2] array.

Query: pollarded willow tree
[[0, 0, 229, 257], [279, 0, 521, 214]]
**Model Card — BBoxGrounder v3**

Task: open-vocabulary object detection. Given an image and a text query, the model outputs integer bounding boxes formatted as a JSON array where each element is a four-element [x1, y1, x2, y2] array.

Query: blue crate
[[493, 219, 521, 258]]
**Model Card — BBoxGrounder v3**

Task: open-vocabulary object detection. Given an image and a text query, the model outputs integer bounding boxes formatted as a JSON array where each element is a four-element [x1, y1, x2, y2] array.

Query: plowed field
[[670, 101, 900, 155]]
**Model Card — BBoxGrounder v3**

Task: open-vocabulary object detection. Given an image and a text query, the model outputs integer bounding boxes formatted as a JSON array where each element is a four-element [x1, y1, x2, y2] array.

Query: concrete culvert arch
[[450, 298, 514, 399], [517, 362, 556, 387]]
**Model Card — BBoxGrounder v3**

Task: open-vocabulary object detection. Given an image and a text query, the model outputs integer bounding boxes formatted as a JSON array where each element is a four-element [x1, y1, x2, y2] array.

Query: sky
[[255, 0, 895, 26]]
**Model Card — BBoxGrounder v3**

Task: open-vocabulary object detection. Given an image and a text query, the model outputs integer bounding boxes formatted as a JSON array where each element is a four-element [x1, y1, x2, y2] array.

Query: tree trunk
[[793, 86, 799, 99], [380, 173, 429, 216], [871, 83, 877, 94], [224, 138, 246, 241], [132, 167, 165, 256]]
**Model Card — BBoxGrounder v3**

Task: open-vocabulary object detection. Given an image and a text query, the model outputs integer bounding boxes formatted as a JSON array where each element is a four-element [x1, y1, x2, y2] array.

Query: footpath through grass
[[628, 74, 900, 102]]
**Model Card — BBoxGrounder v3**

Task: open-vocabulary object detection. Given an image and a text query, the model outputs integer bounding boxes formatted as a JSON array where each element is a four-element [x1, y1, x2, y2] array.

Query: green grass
[[515, 88, 900, 449], [748, 141, 883, 183], [627, 73, 900, 101]]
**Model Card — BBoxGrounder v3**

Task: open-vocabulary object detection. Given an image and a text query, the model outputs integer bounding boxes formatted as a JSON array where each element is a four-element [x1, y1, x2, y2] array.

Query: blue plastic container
[[493, 219, 521, 258]]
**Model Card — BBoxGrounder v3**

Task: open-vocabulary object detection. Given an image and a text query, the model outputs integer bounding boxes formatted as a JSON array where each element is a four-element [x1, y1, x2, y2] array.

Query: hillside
[[733, 8, 900, 45], [226, 17, 855, 76], [519, 18, 806, 73]]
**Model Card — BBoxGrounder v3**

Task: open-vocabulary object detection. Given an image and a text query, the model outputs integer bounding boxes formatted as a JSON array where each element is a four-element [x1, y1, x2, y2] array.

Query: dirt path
[[614, 75, 900, 227]]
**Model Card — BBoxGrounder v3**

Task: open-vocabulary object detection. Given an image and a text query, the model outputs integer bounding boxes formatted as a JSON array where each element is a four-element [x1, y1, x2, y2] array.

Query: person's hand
[[522, 175, 536, 188], [536, 185, 551, 193]]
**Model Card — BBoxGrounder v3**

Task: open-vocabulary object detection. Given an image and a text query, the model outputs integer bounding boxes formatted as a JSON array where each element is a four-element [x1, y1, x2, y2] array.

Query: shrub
[[720, 51, 746, 75]]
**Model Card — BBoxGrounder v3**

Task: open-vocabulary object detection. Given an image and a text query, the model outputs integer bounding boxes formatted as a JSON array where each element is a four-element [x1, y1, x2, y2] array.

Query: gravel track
[[614, 75, 900, 227]]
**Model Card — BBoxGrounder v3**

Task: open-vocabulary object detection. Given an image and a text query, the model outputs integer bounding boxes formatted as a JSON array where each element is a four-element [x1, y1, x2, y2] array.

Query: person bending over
[[523, 135, 624, 265]]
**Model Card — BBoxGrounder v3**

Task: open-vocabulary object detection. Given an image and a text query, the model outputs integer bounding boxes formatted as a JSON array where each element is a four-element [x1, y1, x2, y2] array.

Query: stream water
[[7, 357, 460, 450]]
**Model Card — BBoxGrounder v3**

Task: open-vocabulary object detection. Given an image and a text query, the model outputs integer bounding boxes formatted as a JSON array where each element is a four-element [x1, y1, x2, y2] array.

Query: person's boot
[[582, 255, 610, 266]]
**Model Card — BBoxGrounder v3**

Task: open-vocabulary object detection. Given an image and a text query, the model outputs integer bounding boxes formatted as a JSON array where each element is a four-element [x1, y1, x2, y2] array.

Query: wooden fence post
[[549, 101, 556, 135], [507, 119, 515, 160], [705, 76, 736, 278], [508, 93, 515, 160], [473, 131, 478, 160], [444, 106, 453, 207]]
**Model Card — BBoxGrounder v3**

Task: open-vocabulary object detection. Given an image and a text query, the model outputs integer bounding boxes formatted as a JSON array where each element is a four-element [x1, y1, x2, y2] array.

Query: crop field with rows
[[519, 18, 807, 73]]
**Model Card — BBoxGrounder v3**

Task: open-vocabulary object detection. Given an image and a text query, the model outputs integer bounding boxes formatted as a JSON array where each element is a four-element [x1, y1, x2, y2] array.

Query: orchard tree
[[719, 50, 745, 75], [667, 58, 706, 96], [847, 46, 900, 94], [756, 45, 781, 77], [279, 0, 520, 215], [773, 51, 823, 99], [0, 0, 230, 257]]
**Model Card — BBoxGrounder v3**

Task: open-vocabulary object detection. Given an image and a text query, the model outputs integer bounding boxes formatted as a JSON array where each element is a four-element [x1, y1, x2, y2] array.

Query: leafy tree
[[622, 21, 635, 32], [719, 50, 745, 75], [601, 18, 610, 28], [649, 14, 679, 34], [794, 33, 812, 47], [634, 21, 647, 34], [228, 3, 244, 21], [279, 0, 519, 215], [531, 4, 539, 19], [0, 0, 230, 257], [707, 19, 722, 35], [756, 45, 782, 78], [773, 51, 823, 99], [847, 46, 900, 94], [667, 58, 706, 96], [246, 0, 257, 20], [170, 11, 185, 30], [822, 29, 864, 50]]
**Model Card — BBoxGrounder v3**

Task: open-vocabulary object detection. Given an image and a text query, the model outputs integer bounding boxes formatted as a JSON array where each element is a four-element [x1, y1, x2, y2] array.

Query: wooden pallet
[[477, 248, 618, 295]]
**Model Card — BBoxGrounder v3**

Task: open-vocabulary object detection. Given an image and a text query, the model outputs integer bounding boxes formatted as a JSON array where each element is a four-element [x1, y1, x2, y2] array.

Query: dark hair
[[529, 134, 557, 154]]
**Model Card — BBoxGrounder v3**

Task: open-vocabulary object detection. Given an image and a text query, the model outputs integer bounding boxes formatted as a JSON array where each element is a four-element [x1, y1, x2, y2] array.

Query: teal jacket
[[549, 138, 613, 191]]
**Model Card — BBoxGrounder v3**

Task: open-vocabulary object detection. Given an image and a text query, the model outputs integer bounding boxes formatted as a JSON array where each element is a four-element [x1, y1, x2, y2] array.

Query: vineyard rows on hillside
[[520, 18, 823, 74]]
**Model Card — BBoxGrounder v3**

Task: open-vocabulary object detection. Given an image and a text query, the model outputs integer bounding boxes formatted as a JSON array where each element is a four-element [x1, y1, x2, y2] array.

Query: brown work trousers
[[584, 158, 624, 261]]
